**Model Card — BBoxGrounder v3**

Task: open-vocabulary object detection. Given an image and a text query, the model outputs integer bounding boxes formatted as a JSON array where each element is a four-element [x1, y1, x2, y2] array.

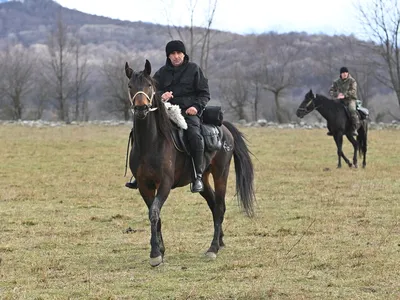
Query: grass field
[[0, 124, 399, 300]]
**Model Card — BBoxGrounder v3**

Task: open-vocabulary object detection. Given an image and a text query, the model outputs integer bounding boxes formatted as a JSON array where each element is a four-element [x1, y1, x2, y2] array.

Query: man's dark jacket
[[153, 56, 210, 114]]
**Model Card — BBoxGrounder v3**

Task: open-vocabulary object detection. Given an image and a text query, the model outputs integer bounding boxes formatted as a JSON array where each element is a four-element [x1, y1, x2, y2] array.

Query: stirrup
[[191, 176, 204, 193], [125, 179, 138, 189]]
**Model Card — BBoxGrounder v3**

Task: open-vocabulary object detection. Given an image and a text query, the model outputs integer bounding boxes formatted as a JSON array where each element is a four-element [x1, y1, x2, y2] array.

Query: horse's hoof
[[149, 256, 163, 267], [354, 164, 358, 169], [205, 252, 217, 260]]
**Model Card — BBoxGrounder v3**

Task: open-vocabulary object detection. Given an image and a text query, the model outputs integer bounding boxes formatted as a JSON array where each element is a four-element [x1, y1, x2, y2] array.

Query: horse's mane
[[315, 94, 344, 112], [315, 94, 331, 101], [142, 72, 172, 141]]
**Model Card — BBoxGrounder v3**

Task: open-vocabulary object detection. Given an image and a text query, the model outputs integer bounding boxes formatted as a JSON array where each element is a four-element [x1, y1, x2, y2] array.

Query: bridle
[[127, 84, 158, 117], [298, 94, 319, 115]]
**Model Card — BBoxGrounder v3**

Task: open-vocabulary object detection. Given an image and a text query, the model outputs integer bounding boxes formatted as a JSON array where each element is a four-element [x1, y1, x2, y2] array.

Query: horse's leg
[[346, 134, 358, 168], [200, 168, 228, 259], [140, 184, 171, 267], [360, 125, 367, 168], [333, 134, 351, 168], [362, 140, 367, 168], [333, 134, 342, 168]]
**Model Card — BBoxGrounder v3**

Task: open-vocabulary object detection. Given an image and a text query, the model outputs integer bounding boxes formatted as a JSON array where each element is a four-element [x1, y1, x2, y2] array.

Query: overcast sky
[[55, 0, 368, 36]]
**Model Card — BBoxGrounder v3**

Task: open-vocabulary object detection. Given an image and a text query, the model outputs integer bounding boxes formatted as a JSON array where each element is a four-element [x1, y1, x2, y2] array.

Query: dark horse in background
[[124, 60, 256, 266], [296, 89, 368, 168]]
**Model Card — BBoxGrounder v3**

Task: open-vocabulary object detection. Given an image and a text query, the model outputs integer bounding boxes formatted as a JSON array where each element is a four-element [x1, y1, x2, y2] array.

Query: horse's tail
[[223, 121, 256, 217], [357, 119, 368, 158]]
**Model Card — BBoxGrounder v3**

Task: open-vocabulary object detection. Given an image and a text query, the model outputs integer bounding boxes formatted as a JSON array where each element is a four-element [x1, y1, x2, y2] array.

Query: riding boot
[[125, 179, 138, 189], [351, 112, 360, 136], [191, 151, 204, 193]]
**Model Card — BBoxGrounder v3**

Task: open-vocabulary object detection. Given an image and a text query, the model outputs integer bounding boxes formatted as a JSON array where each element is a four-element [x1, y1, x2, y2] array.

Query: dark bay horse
[[124, 60, 256, 266], [296, 89, 368, 168]]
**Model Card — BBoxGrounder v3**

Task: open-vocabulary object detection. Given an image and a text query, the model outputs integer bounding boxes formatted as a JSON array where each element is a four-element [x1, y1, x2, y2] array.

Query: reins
[[299, 94, 322, 114], [124, 128, 134, 177]]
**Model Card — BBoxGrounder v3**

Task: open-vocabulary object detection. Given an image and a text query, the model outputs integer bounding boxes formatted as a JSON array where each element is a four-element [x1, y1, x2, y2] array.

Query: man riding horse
[[328, 66, 360, 136], [126, 40, 210, 193]]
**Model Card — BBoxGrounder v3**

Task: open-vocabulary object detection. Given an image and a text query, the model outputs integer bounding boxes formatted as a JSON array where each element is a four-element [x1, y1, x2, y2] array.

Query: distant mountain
[[0, 0, 169, 48]]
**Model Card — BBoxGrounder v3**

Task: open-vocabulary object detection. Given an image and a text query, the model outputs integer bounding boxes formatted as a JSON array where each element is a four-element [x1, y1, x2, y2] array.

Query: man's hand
[[337, 93, 345, 99], [185, 106, 198, 116], [161, 91, 173, 102]]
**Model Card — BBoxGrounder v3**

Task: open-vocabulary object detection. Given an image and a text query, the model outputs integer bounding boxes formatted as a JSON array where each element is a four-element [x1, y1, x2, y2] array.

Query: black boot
[[191, 151, 204, 193], [125, 179, 138, 189], [191, 174, 203, 193], [351, 112, 360, 136]]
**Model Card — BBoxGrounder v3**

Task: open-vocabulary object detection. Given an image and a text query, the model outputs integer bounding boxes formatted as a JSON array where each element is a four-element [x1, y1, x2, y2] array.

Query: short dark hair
[[340, 67, 349, 74]]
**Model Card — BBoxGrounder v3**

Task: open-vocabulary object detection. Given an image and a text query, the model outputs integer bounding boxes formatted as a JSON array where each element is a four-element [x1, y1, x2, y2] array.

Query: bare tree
[[258, 36, 303, 123], [31, 74, 51, 120], [248, 67, 263, 121], [357, 0, 400, 110], [162, 0, 218, 75], [0, 44, 35, 120], [219, 66, 252, 121], [45, 14, 74, 122], [101, 54, 141, 121], [71, 35, 90, 121]]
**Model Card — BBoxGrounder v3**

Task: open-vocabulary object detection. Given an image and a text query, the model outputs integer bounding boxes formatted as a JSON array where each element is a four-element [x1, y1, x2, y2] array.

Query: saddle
[[171, 123, 223, 154], [341, 100, 369, 120], [170, 106, 224, 154]]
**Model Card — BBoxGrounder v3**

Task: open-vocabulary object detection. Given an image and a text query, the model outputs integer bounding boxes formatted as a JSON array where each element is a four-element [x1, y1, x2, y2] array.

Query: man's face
[[340, 72, 349, 79], [168, 51, 185, 67]]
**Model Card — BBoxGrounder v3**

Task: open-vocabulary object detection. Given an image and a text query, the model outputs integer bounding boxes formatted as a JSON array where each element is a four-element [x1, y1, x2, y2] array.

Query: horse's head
[[125, 59, 157, 119], [296, 89, 317, 118]]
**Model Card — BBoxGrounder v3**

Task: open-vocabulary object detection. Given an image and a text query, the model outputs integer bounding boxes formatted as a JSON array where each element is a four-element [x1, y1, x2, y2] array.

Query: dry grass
[[0, 124, 399, 299]]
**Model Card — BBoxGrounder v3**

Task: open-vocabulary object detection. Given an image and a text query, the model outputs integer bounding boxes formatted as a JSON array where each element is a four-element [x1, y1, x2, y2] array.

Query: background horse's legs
[[140, 184, 170, 267], [333, 134, 352, 168], [358, 123, 368, 168], [346, 134, 359, 168], [200, 169, 227, 259]]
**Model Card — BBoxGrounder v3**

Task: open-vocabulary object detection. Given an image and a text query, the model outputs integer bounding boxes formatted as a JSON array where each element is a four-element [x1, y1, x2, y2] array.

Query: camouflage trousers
[[344, 99, 360, 130]]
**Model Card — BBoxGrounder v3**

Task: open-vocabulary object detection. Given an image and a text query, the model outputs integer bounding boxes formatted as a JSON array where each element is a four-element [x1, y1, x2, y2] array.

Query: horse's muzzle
[[296, 109, 305, 118], [133, 105, 150, 119]]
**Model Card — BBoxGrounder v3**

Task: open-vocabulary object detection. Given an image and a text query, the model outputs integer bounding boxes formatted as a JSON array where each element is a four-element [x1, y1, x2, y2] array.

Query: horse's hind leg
[[200, 170, 227, 259], [360, 126, 367, 168], [362, 148, 367, 168]]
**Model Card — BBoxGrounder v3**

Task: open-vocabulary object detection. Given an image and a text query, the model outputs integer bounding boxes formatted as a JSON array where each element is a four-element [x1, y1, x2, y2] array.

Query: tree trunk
[[274, 92, 284, 123]]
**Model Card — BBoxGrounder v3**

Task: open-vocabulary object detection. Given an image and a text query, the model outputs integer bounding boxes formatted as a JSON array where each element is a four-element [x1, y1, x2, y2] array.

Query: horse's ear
[[125, 62, 133, 79], [144, 59, 151, 76]]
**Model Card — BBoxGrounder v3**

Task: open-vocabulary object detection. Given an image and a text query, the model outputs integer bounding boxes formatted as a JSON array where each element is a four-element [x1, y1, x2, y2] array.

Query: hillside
[[0, 0, 169, 48], [0, 0, 398, 122]]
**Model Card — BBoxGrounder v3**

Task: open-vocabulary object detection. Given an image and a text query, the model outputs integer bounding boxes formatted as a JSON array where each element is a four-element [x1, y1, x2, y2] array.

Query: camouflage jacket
[[329, 74, 358, 100]]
